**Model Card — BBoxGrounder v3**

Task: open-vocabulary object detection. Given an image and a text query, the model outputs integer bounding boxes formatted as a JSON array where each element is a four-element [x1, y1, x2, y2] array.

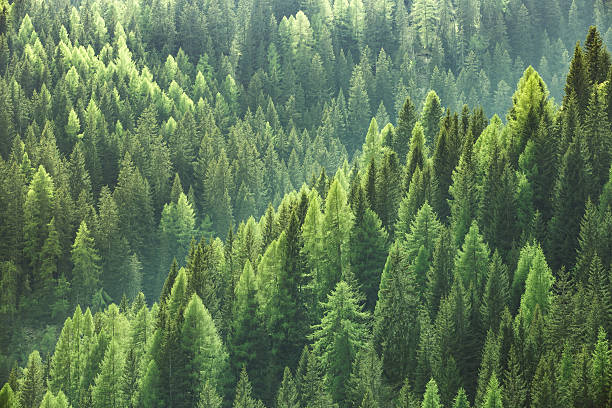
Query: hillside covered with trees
[[0, 0, 611, 407]]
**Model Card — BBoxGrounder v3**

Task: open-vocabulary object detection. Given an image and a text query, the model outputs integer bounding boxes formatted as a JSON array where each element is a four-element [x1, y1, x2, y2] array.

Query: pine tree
[[426, 228, 455, 318], [71, 221, 101, 307], [176, 294, 227, 407], [404, 122, 426, 193], [23, 165, 55, 272], [319, 179, 353, 301], [584, 26, 611, 85], [311, 281, 369, 406], [230, 261, 266, 389], [475, 331, 501, 408], [564, 42, 590, 117], [18, 351, 45, 408], [421, 91, 443, 148], [198, 381, 223, 408], [421, 379, 441, 408], [0, 383, 18, 408], [518, 244, 554, 326], [530, 353, 555, 408], [92, 339, 124, 408], [233, 367, 260, 408], [502, 346, 526, 408], [276, 367, 299, 408], [480, 251, 509, 332], [347, 66, 371, 152], [588, 327, 611, 408], [349, 186, 388, 311], [348, 343, 389, 407], [394, 96, 418, 163], [373, 244, 420, 388], [481, 374, 503, 408], [451, 388, 470, 408], [448, 130, 478, 247], [454, 222, 490, 297]]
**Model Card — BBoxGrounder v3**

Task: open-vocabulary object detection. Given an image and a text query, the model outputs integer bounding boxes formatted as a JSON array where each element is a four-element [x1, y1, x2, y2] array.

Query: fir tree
[[311, 281, 369, 406], [71, 221, 101, 307]]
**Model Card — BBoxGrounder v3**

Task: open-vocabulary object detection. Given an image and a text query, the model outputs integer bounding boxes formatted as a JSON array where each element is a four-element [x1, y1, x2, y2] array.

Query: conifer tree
[[481, 374, 503, 408], [71, 221, 101, 307], [564, 42, 590, 116], [92, 339, 124, 408], [276, 367, 299, 408], [451, 388, 470, 408], [177, 294, 227, 407], [349, 186, 388, 310], [24, 165, 55, 272], [319, 179, 353, 301], [480, 251, 509, 332], [588, 327, 611, 408], [421, 379, 441, 408], [421, 91, 443, 148], [18, 351, 45, 408], [230, 261, 266, 389], [454, 222, 490, 297], [404, 122, 426, 193], [0, 383, 18, 408], [373, 244, 420, 388], [448, 130, 478, 247], [311, 281, 368, 406], [233, 367, 260, 408], [475, 331, 501, 408], [518, 244, 554, 326], [394, 96, 418, 163]]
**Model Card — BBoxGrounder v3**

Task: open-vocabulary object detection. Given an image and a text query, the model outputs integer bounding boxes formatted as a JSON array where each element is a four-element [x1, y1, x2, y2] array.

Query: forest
[[0, 0, 611, 407]]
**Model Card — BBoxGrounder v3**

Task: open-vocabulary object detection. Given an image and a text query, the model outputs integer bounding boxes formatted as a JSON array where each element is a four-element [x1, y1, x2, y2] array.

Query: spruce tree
[[373, 244, 420, 388], [349, 186, 388, 310], [276, 367, 299, 408], [518, 244, 554, 326], [421, 379, 441, 408], [421, 91, 443, 148], [18, 351, 45, 408], [311, 281, 369, 406], [481, 374, 503, 408], [394, 96, 418, 163], [0, 384, 18, 408], [71, 221, 101, 307], [92, 339, 124, 408], [588, 327, 611, 408]]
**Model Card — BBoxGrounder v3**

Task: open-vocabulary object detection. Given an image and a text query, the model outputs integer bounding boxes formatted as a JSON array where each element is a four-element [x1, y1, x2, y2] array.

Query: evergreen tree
[[177, 294, 227, 407], [394, 96, 418, 163], [349, 186, 388, 310], [518, 243, 554, 326], [421, 379, 441, 408], [588, 327, 611, 408], [71, 221, 101, 307], [311, 281, 369, 406], [233, 367, 261, 408], [481, 374, 503, 408], [230, 261, 266, 389], [276, 367, 299, 408], [92, 339, 124, 408], [0, 384, 18, 408], [18, 351, 45, 408], [480, 251, 509, 332], [448, 130, 478, 247], [421, 91, 443, 148], [24, 165, 55, 272], [373, 244, 420, 388]]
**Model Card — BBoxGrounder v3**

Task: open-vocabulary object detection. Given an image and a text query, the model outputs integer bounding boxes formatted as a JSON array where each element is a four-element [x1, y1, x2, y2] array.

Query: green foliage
[[311, 281, 369, 406], [71, 221, 100, 307]]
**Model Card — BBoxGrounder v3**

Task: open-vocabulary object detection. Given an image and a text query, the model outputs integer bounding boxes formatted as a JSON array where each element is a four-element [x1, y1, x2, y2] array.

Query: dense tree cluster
[[1, 0, 612, 407]]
